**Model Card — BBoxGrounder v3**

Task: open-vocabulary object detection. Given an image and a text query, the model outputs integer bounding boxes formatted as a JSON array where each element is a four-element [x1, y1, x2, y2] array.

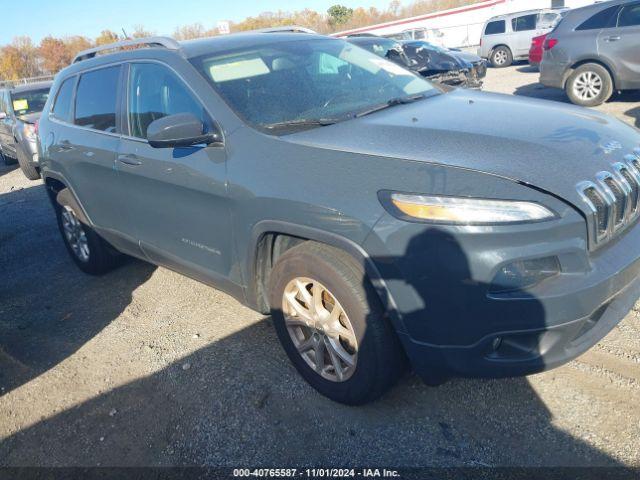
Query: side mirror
[[0, 112, 7, 120], [147, 113, 221, 149]]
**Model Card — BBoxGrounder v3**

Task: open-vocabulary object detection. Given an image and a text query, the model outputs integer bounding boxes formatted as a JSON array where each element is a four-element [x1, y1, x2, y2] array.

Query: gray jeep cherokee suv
[[38, 34, 640, 405]]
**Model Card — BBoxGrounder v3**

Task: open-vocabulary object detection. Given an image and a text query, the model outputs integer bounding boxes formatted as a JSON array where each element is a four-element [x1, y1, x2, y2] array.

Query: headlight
[[22, 123, 36, 141], [386, 193, 556, 224]]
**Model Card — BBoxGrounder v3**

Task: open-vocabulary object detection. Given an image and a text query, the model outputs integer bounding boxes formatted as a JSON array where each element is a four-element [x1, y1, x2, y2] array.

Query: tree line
[[0, 0, 477, 80]]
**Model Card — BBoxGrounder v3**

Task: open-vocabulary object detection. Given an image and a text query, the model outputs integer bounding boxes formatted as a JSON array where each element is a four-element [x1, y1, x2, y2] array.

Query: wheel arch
[[43, 172, 92, 226], [246, 221, 406, 335]]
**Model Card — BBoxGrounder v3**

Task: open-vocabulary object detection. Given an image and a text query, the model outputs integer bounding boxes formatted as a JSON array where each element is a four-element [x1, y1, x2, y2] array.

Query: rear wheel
[[269, 242, 406, 405], [490, 46, 513, 68], [16, 147, 40, 180], [55, 200, 120, 275], [566, 63, 613, 107]]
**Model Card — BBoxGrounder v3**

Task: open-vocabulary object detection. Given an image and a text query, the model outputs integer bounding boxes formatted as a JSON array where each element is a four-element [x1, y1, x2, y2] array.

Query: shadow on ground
[[0, 184, 156, 394], [0, 162, 18, 178], [0, 182, 625, 467]]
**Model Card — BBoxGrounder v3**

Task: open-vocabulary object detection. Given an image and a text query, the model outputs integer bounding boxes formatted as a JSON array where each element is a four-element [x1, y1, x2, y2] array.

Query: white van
[[478, 9, 566, 68]]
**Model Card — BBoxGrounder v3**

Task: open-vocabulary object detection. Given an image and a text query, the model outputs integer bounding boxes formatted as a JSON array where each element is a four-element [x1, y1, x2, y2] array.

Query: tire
[[490, 46, 513, 68], [16, 147, 40, 180], [269, 242, 406, 405], [55, 198, 120, 275], [565, 63, 613, 107]]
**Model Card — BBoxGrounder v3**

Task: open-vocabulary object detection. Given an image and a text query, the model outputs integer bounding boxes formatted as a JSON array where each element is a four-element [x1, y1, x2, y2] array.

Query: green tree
[[327, 5, 354, 26]]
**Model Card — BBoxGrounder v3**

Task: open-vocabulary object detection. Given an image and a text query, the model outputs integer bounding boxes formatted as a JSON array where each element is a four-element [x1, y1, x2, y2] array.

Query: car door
[[599, 1, 640, 89], [510, 14, 539, 57], [47, 66, 139, 254], [117, 61, 232, 285]]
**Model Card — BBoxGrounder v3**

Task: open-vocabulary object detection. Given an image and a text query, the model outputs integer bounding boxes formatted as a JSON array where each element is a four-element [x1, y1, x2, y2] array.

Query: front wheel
[[566, 63, 613, 107], [55, 200, 120, 275], [269, 242, 406, 405]]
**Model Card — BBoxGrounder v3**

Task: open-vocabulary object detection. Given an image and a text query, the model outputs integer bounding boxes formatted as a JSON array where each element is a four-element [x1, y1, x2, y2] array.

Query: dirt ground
[[1, 64, 639, 468]]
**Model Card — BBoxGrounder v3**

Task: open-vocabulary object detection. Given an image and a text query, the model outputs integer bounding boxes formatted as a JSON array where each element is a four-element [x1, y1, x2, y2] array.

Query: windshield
[[10, 87, 50, 116], [191, 38, 437, 134]]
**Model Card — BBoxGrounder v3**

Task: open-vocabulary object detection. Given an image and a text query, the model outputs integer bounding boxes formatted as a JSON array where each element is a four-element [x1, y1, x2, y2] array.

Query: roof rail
[[72, 36, 181, 63], [250, 26, 317, 34]]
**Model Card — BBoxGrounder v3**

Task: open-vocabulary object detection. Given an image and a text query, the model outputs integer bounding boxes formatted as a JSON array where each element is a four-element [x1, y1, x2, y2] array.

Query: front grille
[[577, 157, 640, 248], [603, 176, 626, 225], [581, 185, 609, 238]]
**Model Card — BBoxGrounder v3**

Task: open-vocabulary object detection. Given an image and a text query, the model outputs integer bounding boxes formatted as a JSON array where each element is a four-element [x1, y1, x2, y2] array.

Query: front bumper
[[402, 272, 640, 379], [364, 207, 640, 380]]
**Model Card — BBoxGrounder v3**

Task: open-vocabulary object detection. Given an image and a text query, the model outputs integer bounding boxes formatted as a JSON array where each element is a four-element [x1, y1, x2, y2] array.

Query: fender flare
[[56, 187, 91, 226], [246, 220, 407, 335]]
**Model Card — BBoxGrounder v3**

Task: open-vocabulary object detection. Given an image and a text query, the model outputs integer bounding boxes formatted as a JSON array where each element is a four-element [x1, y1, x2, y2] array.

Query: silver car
[[540, 0, 640, 107], [479, 9, 565, 68]]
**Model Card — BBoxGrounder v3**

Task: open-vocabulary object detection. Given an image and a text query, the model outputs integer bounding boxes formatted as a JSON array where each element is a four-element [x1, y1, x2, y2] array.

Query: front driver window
[[128, 63, 210, 140]]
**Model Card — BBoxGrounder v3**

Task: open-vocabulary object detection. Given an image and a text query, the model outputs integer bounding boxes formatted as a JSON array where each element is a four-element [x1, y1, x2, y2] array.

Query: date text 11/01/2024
[[232, 469, 401, 478]]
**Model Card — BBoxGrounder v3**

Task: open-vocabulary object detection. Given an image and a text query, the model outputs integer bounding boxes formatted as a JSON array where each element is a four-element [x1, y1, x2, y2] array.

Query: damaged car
[[347, 35, 482, 88], [402, 40, 486, 88]]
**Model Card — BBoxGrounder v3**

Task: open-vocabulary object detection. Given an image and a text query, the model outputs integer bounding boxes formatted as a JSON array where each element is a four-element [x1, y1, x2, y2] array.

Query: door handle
[[606, 35, 621, 42], [117, 153, 143, 166], [59, 140, 74, 151]]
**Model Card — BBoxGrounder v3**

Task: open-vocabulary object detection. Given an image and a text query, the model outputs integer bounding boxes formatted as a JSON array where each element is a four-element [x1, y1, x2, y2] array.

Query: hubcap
[[282, 277, 358, 382], [494, 50, 507, 65], [573, 71, 603, 101], [61, 206, 90, 262]]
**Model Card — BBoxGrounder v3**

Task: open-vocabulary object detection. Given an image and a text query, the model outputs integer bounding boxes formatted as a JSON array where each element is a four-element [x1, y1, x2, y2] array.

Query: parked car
[[402, 40, 487, 87], [529, 33, 547, 68], [479, 9, 566, 68], [383, 28, 447, 47], [39, 34, 640, 405], [540, 0, 640, 107], [347, 36, 482, 88], [0, 81, 52, 179]]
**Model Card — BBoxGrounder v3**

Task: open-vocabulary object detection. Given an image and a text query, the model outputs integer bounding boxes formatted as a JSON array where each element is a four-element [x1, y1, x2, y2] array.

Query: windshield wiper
[[263, 118, 342, 132], [355, 94, 427, 119]]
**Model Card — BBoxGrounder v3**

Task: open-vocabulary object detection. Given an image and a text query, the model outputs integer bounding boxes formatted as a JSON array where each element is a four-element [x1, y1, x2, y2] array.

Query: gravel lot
[[1, 64, 640, 468]]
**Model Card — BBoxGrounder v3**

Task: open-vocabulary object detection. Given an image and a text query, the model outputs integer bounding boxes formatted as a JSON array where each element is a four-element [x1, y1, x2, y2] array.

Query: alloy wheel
[[282, 277, 358, 382], [573, 71, 603, 101], [494, 50, 508, 66], [61, 206, 90, 262]]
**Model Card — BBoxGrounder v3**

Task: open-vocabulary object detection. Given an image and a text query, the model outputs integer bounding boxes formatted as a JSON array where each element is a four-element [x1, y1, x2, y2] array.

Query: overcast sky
[[1, 0, 396, 44]]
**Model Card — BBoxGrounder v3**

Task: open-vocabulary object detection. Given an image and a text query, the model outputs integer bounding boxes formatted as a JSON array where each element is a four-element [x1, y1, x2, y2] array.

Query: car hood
[[452, 50, 482, 64], [285, 89, 640, 213]]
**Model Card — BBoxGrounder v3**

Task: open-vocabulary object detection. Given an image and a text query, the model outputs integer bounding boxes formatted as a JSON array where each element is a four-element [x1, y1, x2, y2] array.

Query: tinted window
[[512, 14, 538, 32], [128, 63, 209, 139], [618, 3, 640, 27], [51, 77, 75, 122], [485, 20, 506, 35], [576, 5, 620, 30], [74, 66, 120, 132], [11, 88, 50, 116]]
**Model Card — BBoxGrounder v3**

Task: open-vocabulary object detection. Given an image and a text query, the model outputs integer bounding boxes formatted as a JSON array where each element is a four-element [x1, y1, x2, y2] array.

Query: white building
[[333, 0, 599, 48]]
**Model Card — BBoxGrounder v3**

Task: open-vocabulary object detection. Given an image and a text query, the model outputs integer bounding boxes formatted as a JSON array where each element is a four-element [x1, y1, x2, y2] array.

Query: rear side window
[[51, 77, 75, 122], [618, 3, 640, 27], [576, 5, 621, 30], [127, 63, 209, 139], [74, 66, 120, 132], [485, 20, 506, 35], [512, 14, 538, 32]]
